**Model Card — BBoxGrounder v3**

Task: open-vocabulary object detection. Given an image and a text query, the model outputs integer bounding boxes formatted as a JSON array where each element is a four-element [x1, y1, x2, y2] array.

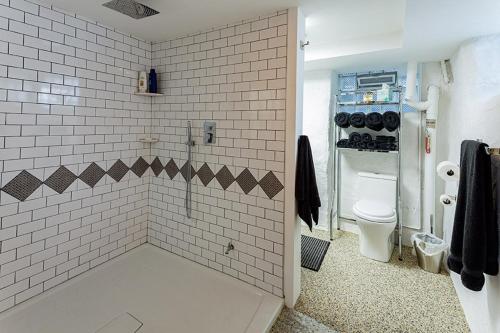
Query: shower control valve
[[204, 121, 216, 144]]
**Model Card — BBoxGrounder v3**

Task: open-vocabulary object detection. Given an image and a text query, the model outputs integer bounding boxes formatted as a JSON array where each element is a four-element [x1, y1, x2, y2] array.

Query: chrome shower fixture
[[103, 0, 159, 19], [185, 121, 195, 218]]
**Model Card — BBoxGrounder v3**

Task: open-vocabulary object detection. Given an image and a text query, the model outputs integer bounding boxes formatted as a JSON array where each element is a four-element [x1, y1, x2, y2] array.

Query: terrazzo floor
[[270, 307, 337, 333], [273, 228, 470, 333]]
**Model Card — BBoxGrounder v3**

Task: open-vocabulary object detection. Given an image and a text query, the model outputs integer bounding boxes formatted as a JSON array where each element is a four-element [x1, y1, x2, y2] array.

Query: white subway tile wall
[[0, 0, 152, 312], [0, 0, 289, 312], [148, 11, 288, 297]]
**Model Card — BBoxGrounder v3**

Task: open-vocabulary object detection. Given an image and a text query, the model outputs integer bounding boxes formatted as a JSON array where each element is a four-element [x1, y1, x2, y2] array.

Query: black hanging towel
[[447, 140, 498, 291], [295, 135, 321, 231]]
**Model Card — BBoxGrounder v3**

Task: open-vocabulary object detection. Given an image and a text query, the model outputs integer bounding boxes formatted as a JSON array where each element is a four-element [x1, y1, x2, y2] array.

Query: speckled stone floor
[[270, 307, 337, 333], [274, 228, 470, 333]]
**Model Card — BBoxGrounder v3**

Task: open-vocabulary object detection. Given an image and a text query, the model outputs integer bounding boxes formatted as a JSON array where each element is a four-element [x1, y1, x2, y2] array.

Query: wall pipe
[[405, 61, 440, 234]]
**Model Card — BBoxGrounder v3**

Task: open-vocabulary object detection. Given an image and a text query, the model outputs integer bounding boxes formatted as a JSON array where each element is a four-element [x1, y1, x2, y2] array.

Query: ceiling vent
[[103, 0, 159, 19], [356, 72, 398, 90]]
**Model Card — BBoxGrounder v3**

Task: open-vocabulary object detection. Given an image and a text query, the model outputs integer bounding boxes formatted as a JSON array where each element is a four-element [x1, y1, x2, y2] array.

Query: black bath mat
[[301, 235, 330, 271]]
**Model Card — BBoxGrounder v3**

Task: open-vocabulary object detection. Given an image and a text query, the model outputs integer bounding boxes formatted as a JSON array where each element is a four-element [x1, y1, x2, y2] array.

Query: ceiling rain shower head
[[103, 0, 159, 19]]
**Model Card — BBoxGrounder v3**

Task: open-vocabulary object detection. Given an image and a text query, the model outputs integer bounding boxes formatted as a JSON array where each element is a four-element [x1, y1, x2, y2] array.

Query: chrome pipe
[[185, 121, 194, 218]]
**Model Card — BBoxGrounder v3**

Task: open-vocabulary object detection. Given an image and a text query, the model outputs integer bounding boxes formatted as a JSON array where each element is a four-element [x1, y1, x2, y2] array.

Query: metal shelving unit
[[332, 88, 404, 260]]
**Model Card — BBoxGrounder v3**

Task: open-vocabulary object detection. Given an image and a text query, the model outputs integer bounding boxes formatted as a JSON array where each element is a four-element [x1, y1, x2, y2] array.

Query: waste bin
[[411, 233, 447, 274]]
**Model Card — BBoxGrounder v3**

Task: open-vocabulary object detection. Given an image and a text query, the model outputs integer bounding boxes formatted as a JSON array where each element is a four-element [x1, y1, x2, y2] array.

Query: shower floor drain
[[95, 313, 143, 333]]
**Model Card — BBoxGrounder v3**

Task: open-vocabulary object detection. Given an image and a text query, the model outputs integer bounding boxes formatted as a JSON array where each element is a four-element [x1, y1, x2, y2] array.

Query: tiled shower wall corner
[[0, 0, 152, 312], [149, 11, 288, 297], [0, 0, 289, 312]]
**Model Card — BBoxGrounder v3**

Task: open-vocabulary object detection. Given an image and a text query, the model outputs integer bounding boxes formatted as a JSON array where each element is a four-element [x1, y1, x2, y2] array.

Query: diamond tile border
[[196, 163, 215, 186], [235, 168, 258, 194], [215, 166, 235, 190], [165, 159, 179, 180], [2, 170, 43, 202], [79, 162, 106, 188], [0, 157, 284, 202], [107, 159, 129, 182], [44, 166, 78, 194], [259, 171, 284, 199]]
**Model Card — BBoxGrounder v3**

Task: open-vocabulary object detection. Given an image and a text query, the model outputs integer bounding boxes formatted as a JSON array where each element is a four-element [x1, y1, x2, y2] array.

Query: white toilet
[[352, 172, 397, 262]]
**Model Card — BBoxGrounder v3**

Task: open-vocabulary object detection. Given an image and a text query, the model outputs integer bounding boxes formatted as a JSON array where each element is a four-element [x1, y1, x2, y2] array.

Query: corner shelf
[[134, 92, 164, 97]]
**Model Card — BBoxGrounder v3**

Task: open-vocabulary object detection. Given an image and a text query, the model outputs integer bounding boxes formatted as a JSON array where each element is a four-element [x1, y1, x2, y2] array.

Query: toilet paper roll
[[436, 161, 460, 181], [440, 194, 456, 207]]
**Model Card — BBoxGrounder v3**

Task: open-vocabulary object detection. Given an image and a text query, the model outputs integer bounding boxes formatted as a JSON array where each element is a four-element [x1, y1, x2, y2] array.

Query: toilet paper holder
[[445, 169, 456, 177], [441, 195, 456, 205], [436, 161, 460, 181], [440, 194, 457, 206]]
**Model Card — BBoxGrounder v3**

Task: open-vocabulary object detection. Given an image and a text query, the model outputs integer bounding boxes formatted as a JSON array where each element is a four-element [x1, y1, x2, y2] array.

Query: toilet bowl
[[352, 172, 397, 262], [353, 200, 397, 262]]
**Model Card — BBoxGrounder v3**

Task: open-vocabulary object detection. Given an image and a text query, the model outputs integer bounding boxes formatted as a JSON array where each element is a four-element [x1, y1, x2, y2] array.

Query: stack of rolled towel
[[375, 135, 398, 151], [335, 111, 400, 131], [348, 112, 365, 128], [336, 133, 398, 151]]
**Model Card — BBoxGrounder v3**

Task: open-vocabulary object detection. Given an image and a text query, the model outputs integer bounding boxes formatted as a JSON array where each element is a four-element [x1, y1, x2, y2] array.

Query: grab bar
[[185, 121, 195, 218]]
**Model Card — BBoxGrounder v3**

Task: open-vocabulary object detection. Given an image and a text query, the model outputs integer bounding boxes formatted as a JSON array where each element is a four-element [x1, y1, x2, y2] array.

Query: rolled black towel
[[334, 112, 350, 128], [361, 133, 372, 143], [377, 142, 397, 151], [383, 111, 400, 132], [336, 139, 349, 148], [349, 132, 362, 143], [366, 141, 377, 150], [349, 112, 366, 128], [376, 135, 396, 143], [347, 141, 356, 148], [356, 142, 367, 149], [376, 143, 390, 150], [365, 112, 384, 131]]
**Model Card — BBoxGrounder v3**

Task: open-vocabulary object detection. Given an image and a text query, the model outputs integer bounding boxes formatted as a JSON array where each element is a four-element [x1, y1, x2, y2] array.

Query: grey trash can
[[412, 233, 447, 274]]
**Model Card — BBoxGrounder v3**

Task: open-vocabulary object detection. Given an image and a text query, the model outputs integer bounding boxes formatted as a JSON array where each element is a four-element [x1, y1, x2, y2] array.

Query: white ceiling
[[40, 0, 500, 71], [305, 0, 500, 71], [301, 0, 405, 61], [41, 0, 299, 42]]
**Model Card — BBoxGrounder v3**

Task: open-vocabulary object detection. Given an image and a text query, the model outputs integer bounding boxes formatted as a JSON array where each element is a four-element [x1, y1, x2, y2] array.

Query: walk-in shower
[[185, 121, 195, 218]]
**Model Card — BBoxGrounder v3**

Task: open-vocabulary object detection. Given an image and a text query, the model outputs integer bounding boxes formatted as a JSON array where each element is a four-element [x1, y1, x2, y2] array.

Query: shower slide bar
[[185, 121, 195, 218]]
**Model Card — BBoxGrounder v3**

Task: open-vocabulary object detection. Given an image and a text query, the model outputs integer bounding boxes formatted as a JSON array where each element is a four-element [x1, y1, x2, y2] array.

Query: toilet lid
[[353, 200, 396, 223]]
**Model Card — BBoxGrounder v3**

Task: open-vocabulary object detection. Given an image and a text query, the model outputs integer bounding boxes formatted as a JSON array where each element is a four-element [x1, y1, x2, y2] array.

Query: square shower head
[[103, 0, 159, 19]]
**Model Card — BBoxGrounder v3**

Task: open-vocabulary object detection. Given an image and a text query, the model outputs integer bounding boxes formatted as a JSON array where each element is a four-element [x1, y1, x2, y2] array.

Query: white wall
[[302, 70, 332, 229], [0, 0, 295, 313], [0, 0, 151, 312], [283, 7, 304, 307], [437, 35, 500, 333], [148, 11, 289, 297]]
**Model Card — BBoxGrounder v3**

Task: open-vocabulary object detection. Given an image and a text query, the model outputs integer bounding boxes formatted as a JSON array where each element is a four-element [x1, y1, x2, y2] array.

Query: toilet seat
[[353, 200, 396, 223]]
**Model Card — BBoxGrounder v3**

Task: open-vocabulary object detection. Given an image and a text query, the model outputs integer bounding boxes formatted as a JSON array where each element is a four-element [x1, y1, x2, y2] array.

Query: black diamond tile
[[44, 166, 77, 194], [150, 157, 164, 177], [180, 161, 196, 181], [259, 171, 284, 199], [1, 170, 43, 201], [79, 162, 106, 188], [130, 157, 149, 177], [107, 159, 129, 182], [236, 168, 258, 194], [215, 166, 235, 190], [164, 159, 179, 180], [196, 162, 215, 186]]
